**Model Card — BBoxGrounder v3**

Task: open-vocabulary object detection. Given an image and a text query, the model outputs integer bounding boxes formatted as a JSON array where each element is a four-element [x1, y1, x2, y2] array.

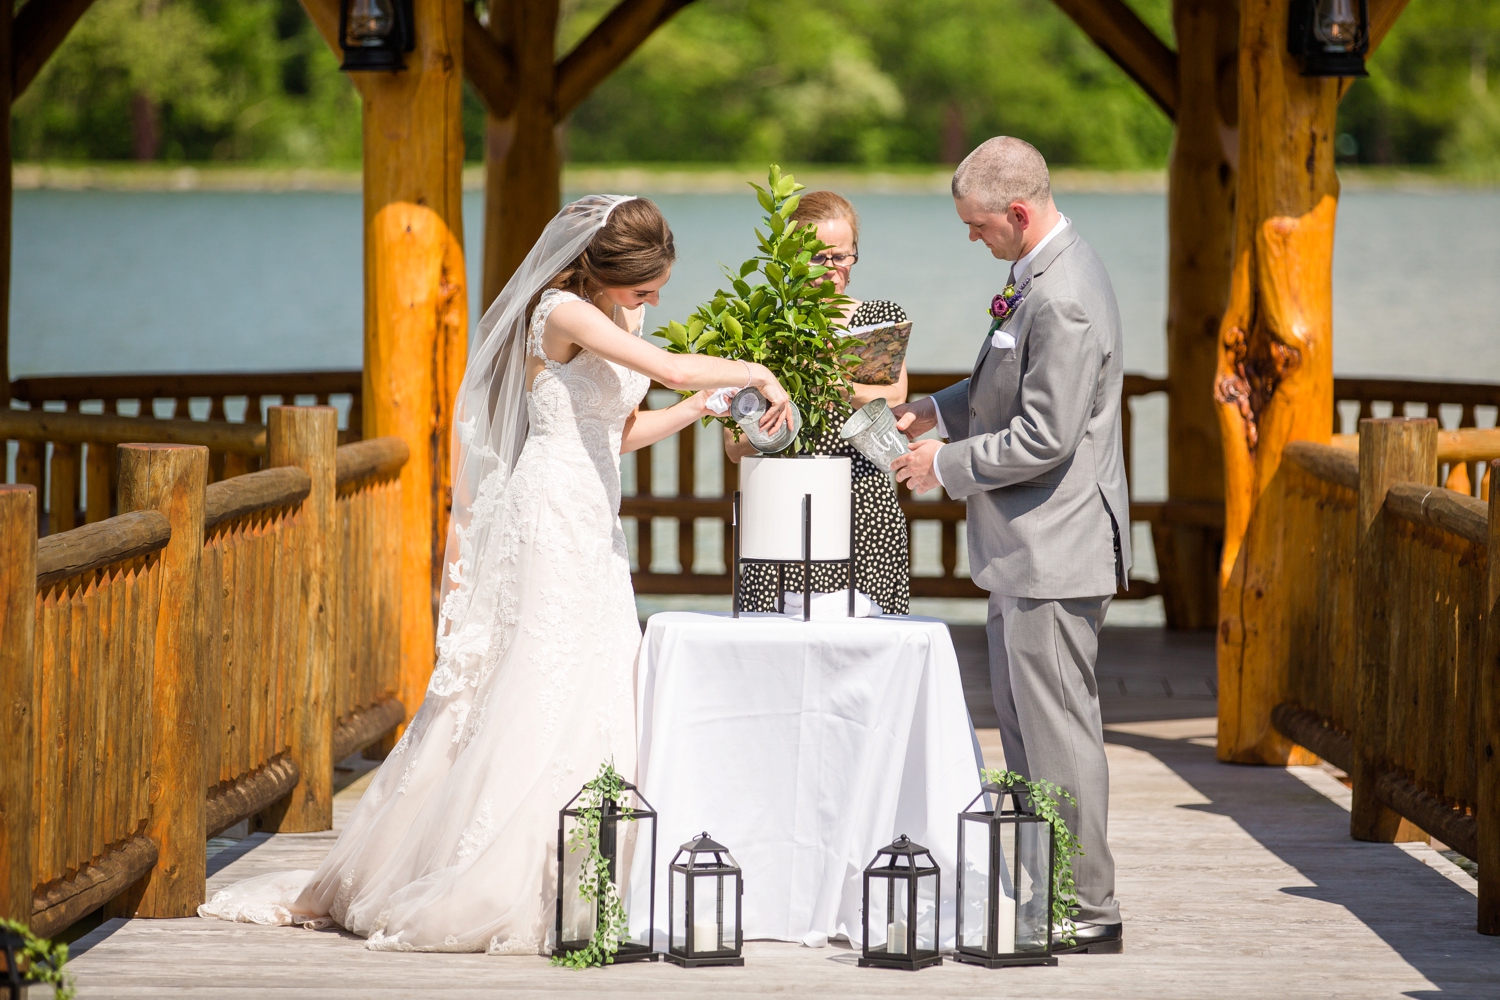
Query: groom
[[891, 136, 1129, 954]]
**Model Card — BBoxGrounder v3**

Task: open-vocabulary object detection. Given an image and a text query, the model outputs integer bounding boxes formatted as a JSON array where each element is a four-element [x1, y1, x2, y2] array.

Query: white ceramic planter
[[739, 455, 851, 561]]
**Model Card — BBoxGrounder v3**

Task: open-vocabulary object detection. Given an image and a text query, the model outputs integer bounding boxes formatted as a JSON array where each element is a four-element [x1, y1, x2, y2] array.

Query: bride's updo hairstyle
[[531, 197, 675, 319]]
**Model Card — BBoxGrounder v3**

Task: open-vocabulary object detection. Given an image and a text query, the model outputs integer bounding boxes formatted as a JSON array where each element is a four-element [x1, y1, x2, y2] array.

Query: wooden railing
[[4, 370, 362, 533], [1219, 418, 1500, 933], [0, 407, 406, 936]]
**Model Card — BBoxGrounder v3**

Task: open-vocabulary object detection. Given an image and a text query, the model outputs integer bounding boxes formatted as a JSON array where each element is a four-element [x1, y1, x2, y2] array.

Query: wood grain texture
[[35, 510, 170, 586], [1373, 770, 1477, 862], [11, 0, 96, 98], [335, 436, 410, 488], [463, 4, 514, 116], [0, 407, 267, 453], [1272, 702, 1352, 772], [1480, 459, 1500, 933], [1351, 419, 1437, 845], [0, 0, 9, 403], [1051, 0, 1179, 117], [30, 835, 156, 939], [111, 444, 208, 918], [203, 467, 311, 530], [260, 407, 337, 833], [1284, 440, 1359, 491], [1385, 483, 1488, 548], [553, 0, 696, 117], [0, 485, 37, 921], [204, 757, 301, 840], [330, 697, 405, 764]]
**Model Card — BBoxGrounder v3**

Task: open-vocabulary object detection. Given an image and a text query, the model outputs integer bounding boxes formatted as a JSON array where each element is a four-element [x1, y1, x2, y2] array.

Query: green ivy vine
[[979, 768, 1083, 946], [0, 919, 75, 999], [655, 163, 862, 453], [551, 760, 635, 969]]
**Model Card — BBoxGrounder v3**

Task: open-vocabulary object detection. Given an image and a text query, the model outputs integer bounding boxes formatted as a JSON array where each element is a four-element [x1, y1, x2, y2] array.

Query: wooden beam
[[0, 486, 36, 923], [554, 0, 695, 118], [0, 0, 11, 405], [1050, 0, 1179, 119], [463, 4, 515, 117], [1160, 0, 1237, 630], [11, 0, 94, 98]]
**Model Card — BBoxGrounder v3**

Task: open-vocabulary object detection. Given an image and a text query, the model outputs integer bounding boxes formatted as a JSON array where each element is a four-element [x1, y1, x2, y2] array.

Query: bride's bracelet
[[739, 360, 753, 390]]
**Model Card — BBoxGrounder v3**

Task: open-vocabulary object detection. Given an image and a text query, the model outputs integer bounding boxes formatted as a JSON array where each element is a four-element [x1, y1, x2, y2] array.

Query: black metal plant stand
[[732, 489, 857, 620]]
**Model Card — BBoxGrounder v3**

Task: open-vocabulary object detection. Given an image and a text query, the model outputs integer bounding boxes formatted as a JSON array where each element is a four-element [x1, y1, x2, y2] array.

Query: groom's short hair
[[952, 137, 1051, 212]]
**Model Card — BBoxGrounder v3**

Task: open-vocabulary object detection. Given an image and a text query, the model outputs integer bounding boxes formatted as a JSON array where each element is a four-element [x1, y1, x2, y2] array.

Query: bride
[[199, 194, 791, 954]]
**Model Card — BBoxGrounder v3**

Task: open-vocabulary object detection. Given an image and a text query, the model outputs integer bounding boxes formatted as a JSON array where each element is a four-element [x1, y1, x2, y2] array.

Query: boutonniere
[[987, 277, 1031, 333]]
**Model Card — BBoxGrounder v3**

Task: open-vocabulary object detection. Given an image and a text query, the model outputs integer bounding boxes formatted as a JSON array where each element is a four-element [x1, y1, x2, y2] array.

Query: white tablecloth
[[625, 612, 983, 949]]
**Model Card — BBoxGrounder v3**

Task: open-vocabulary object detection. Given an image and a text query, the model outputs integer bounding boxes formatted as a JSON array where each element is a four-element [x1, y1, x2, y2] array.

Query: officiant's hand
[[891, 439, 943, 494], [891, 397, 938, 440]]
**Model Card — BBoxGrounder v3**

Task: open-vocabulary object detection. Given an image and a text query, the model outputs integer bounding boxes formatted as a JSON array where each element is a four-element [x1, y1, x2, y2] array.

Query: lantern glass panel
[[1015, 820, 1052, 953], [556, 793, 656, 958], [692, 873, 727, 953], [347, 0, 395, 44], [1314, 0, 1362, 50], [959, 812, 998, 951], [670, 867, 688, 952]]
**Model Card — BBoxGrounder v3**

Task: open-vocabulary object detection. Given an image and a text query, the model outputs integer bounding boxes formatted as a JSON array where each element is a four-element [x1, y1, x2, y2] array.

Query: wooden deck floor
[[67, 627, 1500, 998]]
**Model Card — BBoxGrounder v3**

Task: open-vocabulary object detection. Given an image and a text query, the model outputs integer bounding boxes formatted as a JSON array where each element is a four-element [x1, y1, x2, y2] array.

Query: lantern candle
[[995, 893, 1017, 953], [694, 916, 719, 954], [887, 917, 907, 955]]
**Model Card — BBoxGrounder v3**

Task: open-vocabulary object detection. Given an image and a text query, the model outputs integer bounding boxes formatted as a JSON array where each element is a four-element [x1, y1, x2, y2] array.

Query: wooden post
[[109, 444, 208, 918], [260, 406, 337, 832], [1479, 457, 1500, 933], [299, 0, 471, 732], [1161, 0, 1236, 630], [481, 0, 560, 308], [0, 485, 36, 922], [1350, 417, 1435, 844], [0, 0, 12, 406]]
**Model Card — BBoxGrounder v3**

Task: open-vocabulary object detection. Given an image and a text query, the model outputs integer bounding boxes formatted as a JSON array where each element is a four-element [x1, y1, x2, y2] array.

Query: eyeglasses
[[809, 252, 858, 267]]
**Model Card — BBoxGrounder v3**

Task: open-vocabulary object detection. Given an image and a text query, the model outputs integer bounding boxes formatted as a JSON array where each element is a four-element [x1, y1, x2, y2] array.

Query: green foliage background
[[10, 0, 1500, 172]]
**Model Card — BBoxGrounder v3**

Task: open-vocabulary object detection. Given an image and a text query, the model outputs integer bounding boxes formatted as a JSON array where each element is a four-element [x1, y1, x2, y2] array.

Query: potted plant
[[656, 164, 862, 454], [1, 920, 75, 999]]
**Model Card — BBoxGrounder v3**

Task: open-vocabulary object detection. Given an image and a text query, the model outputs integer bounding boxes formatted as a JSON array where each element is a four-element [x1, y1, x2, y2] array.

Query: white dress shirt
[[931, 215, 1071, 487]]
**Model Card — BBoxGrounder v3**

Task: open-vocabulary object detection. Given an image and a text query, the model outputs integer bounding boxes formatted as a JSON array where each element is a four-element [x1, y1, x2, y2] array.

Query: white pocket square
[[991, 329, 1016, 350]]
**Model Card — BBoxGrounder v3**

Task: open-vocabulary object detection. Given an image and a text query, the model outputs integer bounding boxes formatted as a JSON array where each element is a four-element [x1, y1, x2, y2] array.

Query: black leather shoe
[[1051, 921, 1123, 955]]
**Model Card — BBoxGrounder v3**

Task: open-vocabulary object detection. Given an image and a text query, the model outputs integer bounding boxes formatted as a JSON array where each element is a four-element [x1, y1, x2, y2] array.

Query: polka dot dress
[[738, 300, 911, 615]]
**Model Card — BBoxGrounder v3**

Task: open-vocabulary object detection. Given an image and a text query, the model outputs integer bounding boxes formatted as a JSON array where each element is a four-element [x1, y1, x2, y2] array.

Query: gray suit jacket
[[932, 225, 1131, 600]]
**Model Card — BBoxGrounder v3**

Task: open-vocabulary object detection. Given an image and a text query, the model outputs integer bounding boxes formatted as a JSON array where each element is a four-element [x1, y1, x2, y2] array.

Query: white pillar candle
[[693, 916, 720, 953], [994, 893, 1017, 953], [887, 916, 907, 955]]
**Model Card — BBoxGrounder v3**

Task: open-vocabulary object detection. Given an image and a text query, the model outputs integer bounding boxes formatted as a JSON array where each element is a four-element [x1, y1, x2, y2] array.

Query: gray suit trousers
[[987, 592, 1120, 926]]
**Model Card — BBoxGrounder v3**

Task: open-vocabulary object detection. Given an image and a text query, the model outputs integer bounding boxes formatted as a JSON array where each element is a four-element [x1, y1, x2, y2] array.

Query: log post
[[1480, 457, 1500, 933], [260, 406, 337, 832], [1350, 417, 1435, 844], [0, 0, 12, 406], [349, 0, 469, 731], [1214, 0, 1340, 586], [109, 444, 208, 918], [1160, 0, 1236, 630], [481, 0, 560, 308], [0, 485, 36, 922]]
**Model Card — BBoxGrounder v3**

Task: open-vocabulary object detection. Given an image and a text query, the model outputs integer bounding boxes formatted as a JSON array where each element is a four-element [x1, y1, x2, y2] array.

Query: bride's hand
[[748, 363, 793, 433]]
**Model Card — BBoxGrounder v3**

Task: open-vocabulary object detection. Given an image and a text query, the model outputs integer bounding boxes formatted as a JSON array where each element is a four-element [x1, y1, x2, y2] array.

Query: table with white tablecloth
[[624, 612, 983, 950]]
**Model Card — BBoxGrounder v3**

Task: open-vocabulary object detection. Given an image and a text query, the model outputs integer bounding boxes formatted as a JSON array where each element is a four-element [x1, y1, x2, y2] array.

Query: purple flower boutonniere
[[988, 277, 1031, 333]]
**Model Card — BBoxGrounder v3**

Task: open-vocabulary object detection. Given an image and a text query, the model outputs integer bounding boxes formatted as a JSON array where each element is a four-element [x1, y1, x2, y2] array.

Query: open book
[[845, 320, 912, 386]]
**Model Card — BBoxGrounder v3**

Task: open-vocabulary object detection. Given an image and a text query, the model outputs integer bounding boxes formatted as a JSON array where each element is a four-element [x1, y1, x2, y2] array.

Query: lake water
[[11, 186, 1500, 621]]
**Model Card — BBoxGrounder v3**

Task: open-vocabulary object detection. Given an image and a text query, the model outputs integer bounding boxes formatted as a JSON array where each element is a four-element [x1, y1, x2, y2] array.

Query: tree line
[[11, 0, 1498, 173]]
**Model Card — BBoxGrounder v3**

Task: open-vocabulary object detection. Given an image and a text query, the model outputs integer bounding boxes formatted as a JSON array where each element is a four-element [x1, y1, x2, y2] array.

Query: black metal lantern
[[859, 835, 942, 971], [1, 928, 50, 1000], [954, 781, 1057, 968], [554, 779, 659, 963], [338, 0, 415, 72], [1288, 0, 1369, 77], [666, 832, 744, 968]]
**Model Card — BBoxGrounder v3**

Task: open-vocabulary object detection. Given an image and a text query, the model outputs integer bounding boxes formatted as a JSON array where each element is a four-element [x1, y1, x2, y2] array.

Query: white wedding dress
[[199, 288, 649, 954]]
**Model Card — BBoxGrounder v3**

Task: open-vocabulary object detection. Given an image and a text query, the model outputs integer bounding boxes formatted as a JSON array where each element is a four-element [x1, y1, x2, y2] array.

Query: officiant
[[723, 190, 911, 615]]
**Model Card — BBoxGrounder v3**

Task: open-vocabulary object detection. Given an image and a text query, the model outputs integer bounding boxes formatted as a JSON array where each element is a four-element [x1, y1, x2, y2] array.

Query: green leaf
[[732, 278, 752, 299], [765, 261, 784, 284], [756, 188, 775, 214], [739, 259, 758, 278], [781, 193, 801, 218], [695, 329, 719, 349], [687, 316, 705, 340], [664, 320, 689, 350], [722, 313, 743, 337]]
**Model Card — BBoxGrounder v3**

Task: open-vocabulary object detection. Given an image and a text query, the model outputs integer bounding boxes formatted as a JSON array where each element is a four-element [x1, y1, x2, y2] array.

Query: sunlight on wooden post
[[1350, 418, 1436, 845], [0, 485, 36, 922], [110, 444, 208, 918], [1479, 457, 1500, 934], [1162, 0, 1236, 630], [261, 406, 338, 832]]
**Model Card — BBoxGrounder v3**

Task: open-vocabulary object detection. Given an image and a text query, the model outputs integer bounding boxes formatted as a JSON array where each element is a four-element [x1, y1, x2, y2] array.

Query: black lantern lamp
[[1, 928, 51, 1000], [666, 832, 744, 968], [954, 781, 1057, 968], [554, 779, 660, 964], [859, 835, 942, 971], [338, 0, 415, 72], [1288, 0, 1369, 77]]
